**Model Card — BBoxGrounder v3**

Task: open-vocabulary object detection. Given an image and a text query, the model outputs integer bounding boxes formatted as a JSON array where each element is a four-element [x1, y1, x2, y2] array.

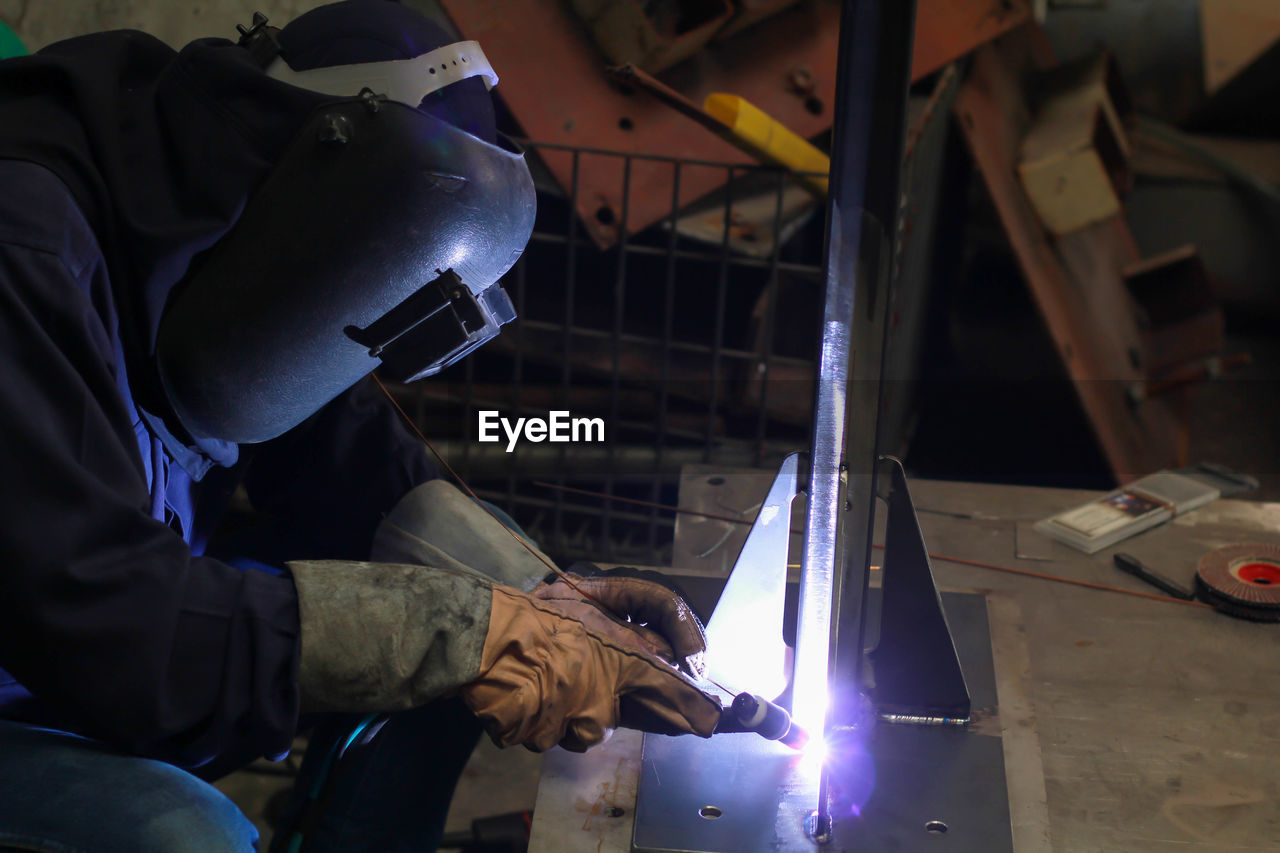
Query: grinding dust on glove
[[460, 585, 722, 753]]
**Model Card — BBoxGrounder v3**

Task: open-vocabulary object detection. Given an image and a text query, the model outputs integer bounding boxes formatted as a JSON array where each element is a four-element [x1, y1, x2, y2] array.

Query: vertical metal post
[[754, 169, 787, 466], [461, 349, 476, 481], [832, 0, 918, 714], [651, 162, 681, 554], [602, 155, 631, 558], [553, 150, 581, 556], [507, 258, 526, 510], [792, 0, 918, 782], [705, 166, 734, 465], [706, 166, 737, 466]]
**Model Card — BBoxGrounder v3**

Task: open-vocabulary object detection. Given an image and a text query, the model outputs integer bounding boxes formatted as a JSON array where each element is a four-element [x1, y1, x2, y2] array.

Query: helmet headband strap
[[266, 40, 498, 107]]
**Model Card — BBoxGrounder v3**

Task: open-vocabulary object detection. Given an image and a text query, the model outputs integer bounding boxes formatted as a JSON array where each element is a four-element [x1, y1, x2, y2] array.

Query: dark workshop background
[[5, 0, 1277, 570]]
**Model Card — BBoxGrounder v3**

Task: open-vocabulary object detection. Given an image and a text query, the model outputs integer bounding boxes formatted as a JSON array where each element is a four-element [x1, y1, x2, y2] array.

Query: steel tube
[[753, 169, 787, 466], [706, 165, 734, 464], [507, 257, 527, 509], [602, 155, 632, 557], [792, 0, 918, 822], [552, 150, 581, 549], [651, 162, 681, 551]]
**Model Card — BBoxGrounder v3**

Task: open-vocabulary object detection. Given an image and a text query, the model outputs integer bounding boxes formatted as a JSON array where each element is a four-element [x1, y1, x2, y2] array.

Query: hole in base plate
[[925, 820, 948, 834], [699, 805, 723, 820]]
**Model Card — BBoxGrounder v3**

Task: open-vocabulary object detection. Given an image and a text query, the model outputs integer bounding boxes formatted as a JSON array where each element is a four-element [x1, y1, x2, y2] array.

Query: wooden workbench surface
[[529, 474, 1280, 852]]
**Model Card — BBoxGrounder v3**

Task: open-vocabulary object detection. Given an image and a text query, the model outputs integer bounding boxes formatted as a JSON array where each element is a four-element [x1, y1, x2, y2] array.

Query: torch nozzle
[[725, 692, 810, 751]]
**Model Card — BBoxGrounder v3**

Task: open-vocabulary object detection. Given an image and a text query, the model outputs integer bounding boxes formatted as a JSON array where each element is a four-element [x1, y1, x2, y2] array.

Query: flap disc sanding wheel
[[1196, 543, 1280, 622]]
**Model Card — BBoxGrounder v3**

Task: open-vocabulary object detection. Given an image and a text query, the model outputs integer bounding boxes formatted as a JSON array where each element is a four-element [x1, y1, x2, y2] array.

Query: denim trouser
[[0, 698, 481, 853]]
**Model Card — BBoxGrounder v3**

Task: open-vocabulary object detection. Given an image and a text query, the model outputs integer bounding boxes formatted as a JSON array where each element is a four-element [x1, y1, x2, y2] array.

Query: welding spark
[[798, 735, 828, 778], [822, 724, 876, 819]]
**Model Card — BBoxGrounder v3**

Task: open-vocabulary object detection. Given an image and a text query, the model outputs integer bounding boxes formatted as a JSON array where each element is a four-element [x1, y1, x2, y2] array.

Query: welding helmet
[[156, 1, 535, 444]]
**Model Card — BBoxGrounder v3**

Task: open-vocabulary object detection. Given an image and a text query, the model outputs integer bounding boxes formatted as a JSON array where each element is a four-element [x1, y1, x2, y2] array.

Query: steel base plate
[[633, 591, 1013, 852]]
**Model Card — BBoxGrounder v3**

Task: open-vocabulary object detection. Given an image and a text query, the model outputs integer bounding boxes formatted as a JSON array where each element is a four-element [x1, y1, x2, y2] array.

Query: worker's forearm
[[289, 560, 492, 713], [372, 479, 552, 592]]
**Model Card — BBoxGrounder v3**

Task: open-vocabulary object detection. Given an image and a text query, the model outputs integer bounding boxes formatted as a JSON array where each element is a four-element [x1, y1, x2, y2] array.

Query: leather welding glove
[[289, 560, 722, 751], [289, 560, 494, 714], [532, 563, 708, 680], [372, 479, 552, 592], [461, 584, 723, 752]]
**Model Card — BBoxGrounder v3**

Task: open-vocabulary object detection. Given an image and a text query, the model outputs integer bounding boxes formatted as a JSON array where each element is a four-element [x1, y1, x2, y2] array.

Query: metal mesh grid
[[389, 144, 826, 566]]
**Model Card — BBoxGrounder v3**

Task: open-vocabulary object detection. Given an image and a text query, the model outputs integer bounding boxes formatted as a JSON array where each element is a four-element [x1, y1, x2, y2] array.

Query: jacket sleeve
[[0, 165, 300, 769], [242, 376, 441, 562]]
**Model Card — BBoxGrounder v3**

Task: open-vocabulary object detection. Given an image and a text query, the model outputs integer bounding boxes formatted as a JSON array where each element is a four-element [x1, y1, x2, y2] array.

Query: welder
[[0, 2, 718, 850]]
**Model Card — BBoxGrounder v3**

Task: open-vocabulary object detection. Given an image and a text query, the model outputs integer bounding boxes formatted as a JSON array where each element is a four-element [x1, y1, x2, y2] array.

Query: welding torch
[[715, 692, 811, 751]]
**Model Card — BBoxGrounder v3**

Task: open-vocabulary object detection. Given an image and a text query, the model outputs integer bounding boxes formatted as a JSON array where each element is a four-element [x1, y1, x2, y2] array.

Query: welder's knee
[[0, 720, 258, 853], [129, 765, 258, 853]]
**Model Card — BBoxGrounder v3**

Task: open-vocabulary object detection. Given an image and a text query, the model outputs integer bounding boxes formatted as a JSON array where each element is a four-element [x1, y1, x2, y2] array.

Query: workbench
[[525, 472, 1280, 852]]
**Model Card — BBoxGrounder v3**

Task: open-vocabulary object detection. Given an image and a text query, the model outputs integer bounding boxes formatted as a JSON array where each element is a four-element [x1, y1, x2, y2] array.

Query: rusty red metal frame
[[439, 0, 1030, 247]]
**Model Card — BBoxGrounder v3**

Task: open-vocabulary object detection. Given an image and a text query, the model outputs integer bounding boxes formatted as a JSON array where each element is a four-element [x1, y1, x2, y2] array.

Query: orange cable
[[906, 547, 1213, 609], [530, 479, 1213, 611], [375, 383, 1207, 698], [534, 480, 806, 535], [533, 480, 750, 525]]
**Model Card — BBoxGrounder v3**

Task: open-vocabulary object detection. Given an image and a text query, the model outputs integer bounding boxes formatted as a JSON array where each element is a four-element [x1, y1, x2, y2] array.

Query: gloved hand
[[289, 560, 721, 752], [531, 563, 708, 680], [461, 584, 722, 753]]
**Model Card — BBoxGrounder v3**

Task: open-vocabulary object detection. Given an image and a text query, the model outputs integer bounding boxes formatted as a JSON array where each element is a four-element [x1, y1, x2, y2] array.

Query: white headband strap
[[266, 40, 498, 106]]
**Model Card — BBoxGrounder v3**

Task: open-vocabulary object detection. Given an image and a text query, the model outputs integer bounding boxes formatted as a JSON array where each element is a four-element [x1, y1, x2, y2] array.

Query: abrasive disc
[[1196, 543, 1280, 621]]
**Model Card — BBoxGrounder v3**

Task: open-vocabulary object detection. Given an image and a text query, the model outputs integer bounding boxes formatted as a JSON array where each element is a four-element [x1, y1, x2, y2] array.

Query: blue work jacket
[[0, 159, 437, 773]]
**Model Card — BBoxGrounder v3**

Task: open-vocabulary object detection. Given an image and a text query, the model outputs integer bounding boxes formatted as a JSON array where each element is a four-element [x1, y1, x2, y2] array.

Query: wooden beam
[[954, 25, 1190, 481]]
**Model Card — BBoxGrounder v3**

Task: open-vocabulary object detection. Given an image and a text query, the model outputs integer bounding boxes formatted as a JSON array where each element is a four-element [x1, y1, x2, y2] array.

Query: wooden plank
[[1200, 0, 1280, 95], [1131, 131, 1280, 186], [954, 25, 1188, 481], [1019, 103, 1126, 235]]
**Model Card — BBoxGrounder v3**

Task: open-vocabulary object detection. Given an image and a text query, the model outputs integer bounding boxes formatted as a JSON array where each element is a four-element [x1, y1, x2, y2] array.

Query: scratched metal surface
[[913, 481, 1280, 851], [530, 474, 1280, 850], [632, 591, 1013, 853], [674, 472, 1280, 850], [531, 474, 1280, 850], [527, 583, 1047, 853], [529, 729, 644, 853], [670, 464, 805, 579]]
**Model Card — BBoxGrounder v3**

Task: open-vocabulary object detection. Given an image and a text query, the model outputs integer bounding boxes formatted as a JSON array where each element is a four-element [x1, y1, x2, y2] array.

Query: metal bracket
[[633, 589, 1010, 853], [867, 456, 971, 722], [702, 452, 800, 702]]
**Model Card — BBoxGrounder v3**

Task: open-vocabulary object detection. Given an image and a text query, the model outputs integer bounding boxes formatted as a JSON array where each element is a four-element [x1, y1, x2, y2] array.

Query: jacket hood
[[0, 1, 495, 471]]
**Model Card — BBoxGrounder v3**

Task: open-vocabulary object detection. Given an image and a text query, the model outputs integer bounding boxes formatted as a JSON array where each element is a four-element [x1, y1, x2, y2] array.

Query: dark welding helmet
[[156, 3, 535, 444]]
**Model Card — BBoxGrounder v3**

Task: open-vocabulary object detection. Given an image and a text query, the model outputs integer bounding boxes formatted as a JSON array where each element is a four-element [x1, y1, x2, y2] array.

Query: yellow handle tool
[[703, 93, 830, 197]]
